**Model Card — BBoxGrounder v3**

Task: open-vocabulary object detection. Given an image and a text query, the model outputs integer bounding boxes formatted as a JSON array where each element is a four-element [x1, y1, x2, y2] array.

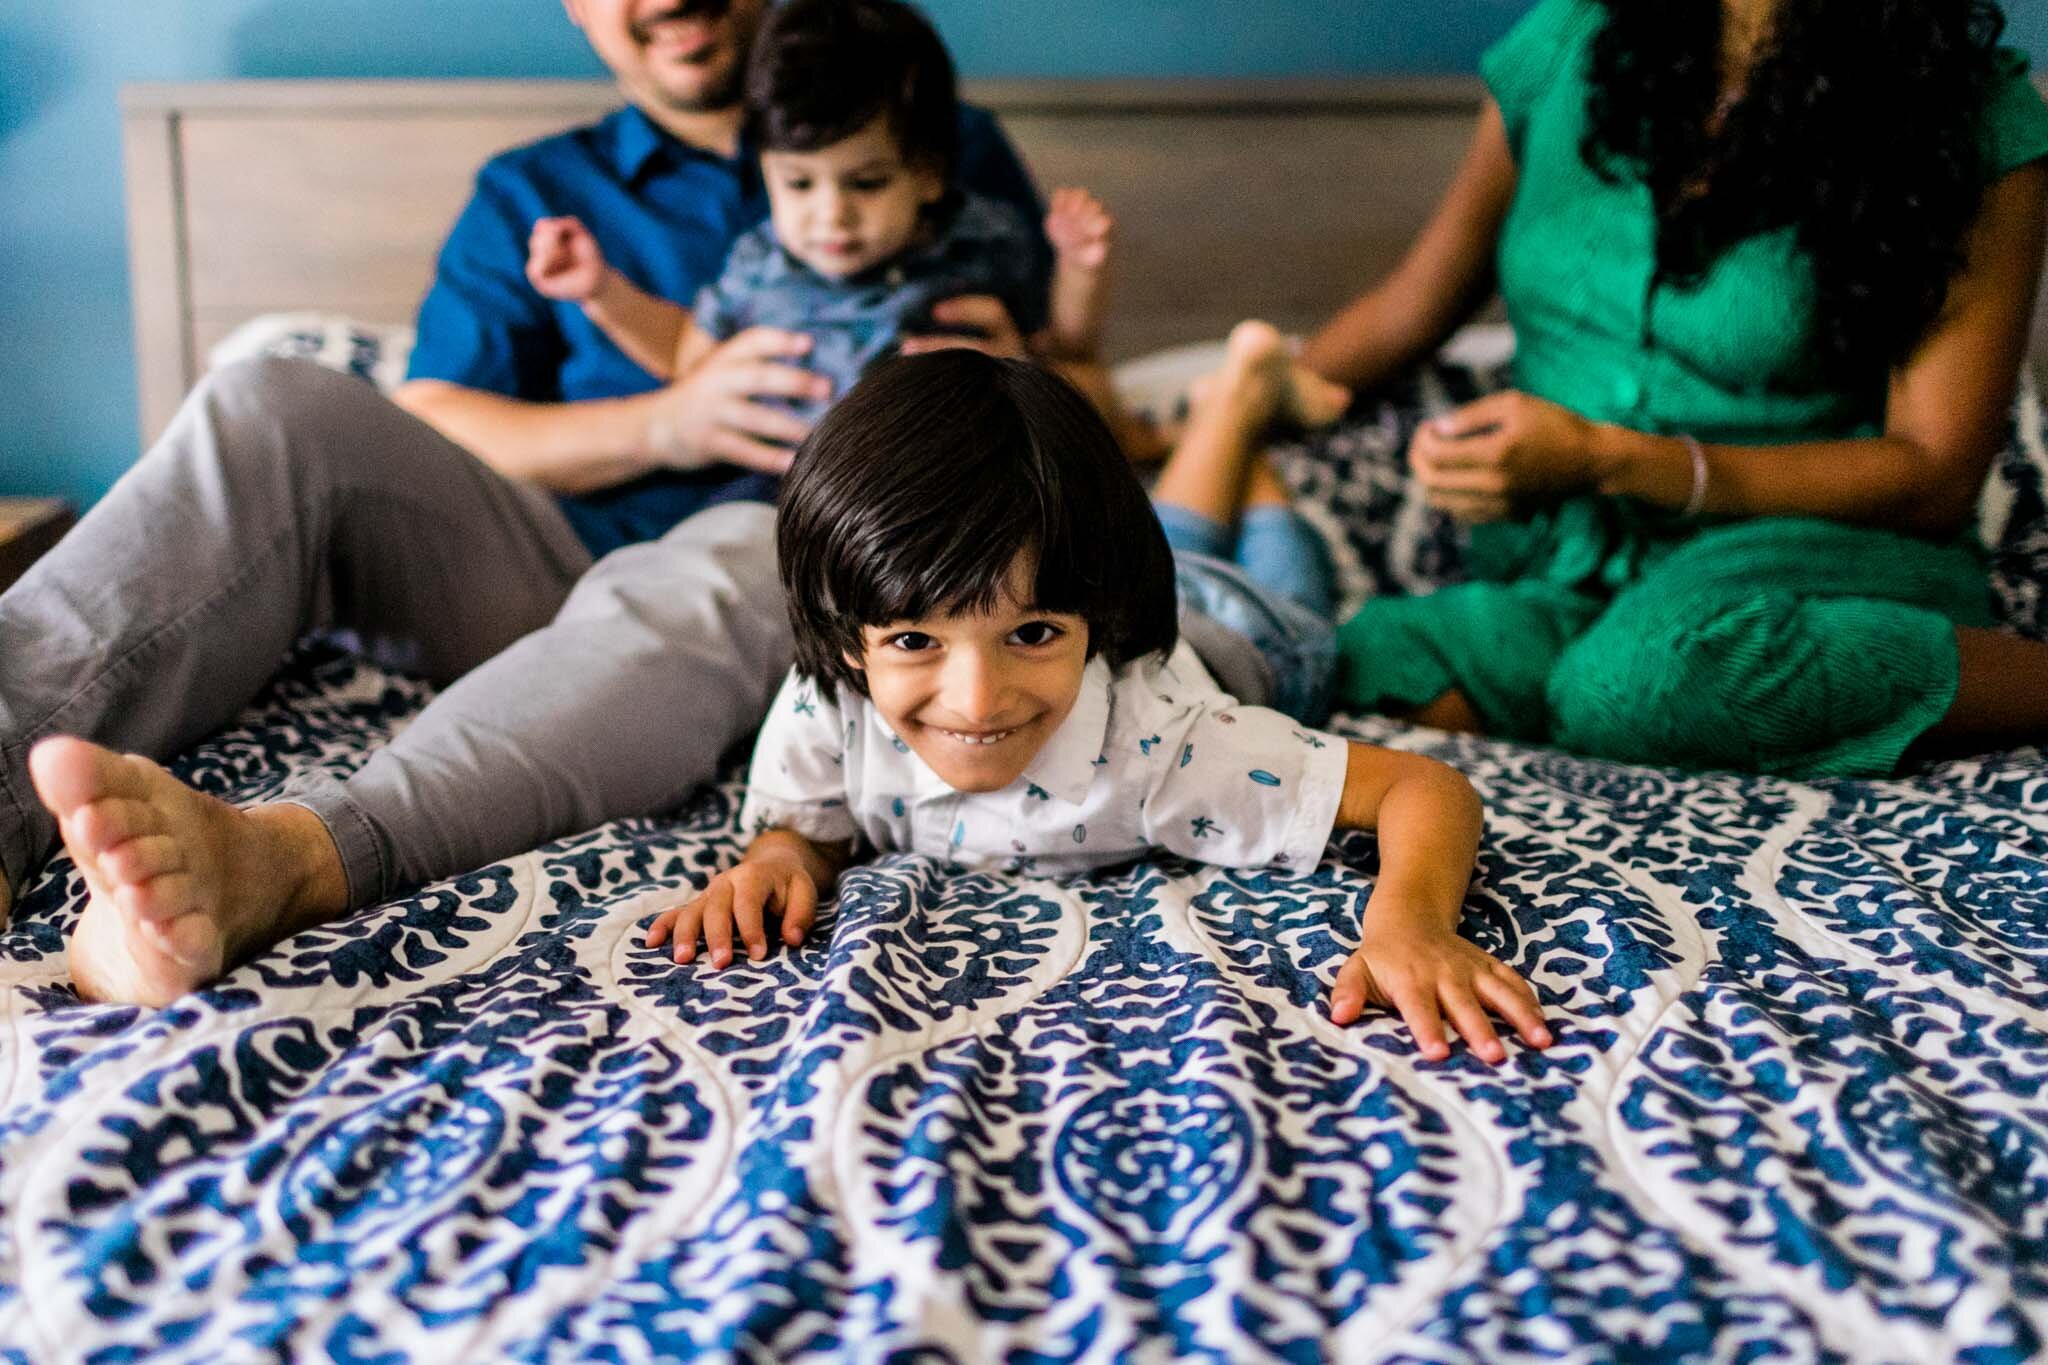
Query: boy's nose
[[940, 651, 1005, 723]]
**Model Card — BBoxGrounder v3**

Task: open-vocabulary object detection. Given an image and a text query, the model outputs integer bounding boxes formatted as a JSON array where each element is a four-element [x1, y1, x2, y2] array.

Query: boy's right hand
[[526, 215, 607, 303], [645, 853, 819, 968]]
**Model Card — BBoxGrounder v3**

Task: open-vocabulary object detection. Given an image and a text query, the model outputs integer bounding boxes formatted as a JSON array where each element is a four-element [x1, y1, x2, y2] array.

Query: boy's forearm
[[1335, 744, 1483, 933], [582, 268, 693, 381], [1045, 265, 1106, 359], [746, 827, 852, 892]]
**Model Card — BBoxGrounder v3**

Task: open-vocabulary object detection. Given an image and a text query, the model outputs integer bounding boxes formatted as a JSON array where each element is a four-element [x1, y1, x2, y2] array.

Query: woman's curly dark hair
[[1581, 0, 2010, 383]]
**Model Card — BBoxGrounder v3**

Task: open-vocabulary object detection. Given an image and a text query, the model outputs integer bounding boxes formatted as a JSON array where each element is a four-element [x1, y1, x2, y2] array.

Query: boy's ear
[[912, 162, 947, 207]]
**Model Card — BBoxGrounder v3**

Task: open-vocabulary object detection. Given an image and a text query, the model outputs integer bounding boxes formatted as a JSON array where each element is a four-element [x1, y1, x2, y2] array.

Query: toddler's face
[[851, 562, 1088, 794], [761, 117, 945, 280]]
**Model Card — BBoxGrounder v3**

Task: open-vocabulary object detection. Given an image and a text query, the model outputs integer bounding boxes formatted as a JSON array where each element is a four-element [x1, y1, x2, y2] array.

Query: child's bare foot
[[30, 737, 345, 1007], [1205, 320, 1351, 430]]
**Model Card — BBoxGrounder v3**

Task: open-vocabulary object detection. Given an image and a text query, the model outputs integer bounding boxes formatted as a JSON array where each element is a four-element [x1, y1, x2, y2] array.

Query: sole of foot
[[30, 736, 254, 1008]]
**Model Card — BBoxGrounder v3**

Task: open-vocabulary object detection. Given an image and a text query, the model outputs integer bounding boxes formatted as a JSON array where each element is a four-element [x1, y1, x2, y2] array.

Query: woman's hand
[[1330, 919, 1551, 1065], [1409, 390, 1600, 522], [646, 851, 819, 968]]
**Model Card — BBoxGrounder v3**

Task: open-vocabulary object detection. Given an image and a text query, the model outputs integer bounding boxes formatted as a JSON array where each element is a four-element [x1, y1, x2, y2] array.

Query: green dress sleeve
[[1980, 48, 2048, 179], [1478, 0, 1606, 158]]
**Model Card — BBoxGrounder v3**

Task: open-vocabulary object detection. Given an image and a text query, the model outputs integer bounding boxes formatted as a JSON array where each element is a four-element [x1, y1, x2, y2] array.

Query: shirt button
[[1613, 373, 1643, 409]]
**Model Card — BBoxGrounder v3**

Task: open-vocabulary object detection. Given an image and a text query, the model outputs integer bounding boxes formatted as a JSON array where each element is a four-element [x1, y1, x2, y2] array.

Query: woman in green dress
[[1304, 0, 2048, 776]]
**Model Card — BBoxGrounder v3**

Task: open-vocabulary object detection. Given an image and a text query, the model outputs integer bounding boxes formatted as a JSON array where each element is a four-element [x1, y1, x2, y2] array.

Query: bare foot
[[30, 737, 345, 1006], [1199, 321, 1351, 431]]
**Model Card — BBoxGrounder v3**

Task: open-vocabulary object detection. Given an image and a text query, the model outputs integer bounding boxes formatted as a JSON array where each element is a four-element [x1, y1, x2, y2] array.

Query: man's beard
[[632, 0, 748, 112]]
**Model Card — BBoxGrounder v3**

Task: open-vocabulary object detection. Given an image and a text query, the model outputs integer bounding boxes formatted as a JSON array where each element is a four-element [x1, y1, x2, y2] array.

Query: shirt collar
[[1022, 656, 1114, 805], [604, 104, 746, 185]]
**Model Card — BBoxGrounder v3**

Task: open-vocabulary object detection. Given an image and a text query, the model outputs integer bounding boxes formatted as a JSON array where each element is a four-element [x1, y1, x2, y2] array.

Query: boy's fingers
[[783, 874, 817, 946], [1441, 984, 1507, 1065], [1481, 970, 1553, 1048], [671, 897, 707, 964], [702, 883, 735, 967], [1389, 983, 1452, 1061], [1330, 952, 1370, 1026], [733, 880, 769, 961], [645, 905, 677, 947]]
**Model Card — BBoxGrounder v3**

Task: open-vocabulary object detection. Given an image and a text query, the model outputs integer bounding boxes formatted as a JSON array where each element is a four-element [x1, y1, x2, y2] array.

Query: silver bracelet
[[1679, 434, 1710, 520]]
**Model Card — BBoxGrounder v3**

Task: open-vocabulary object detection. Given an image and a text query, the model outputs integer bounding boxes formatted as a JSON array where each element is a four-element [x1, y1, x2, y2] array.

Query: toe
[[30, 738, 153, 818], [100, 833, 184, 886], [69, 797, 161, 861]]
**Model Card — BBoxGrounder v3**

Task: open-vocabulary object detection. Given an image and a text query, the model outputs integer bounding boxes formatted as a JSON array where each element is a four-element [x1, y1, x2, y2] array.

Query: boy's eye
[[885, 631, 938, 653], [848, 175, 893, 193], [784, 176, 813, 192], [1009, 621, 1064, 647]]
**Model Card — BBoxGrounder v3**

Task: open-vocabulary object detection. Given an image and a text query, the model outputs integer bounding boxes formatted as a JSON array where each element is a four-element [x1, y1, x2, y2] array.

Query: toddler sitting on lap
[[646, 351, 1552, 1065], [526, 0, 1103, 423]]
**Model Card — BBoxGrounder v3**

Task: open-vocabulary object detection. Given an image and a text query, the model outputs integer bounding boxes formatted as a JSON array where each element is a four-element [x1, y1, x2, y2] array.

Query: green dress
[[1334, 0, 2048, 777]]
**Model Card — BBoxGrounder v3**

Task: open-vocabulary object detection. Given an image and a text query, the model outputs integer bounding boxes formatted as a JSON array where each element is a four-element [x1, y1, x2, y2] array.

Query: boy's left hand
[[1044, 186, 1114, 270], [1331, 923, 1552, 1065]]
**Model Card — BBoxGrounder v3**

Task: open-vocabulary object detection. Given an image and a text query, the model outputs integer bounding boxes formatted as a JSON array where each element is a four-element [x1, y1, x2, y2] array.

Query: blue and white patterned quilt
[[4, 355, 2048, 1362], [0, 645, 2044, 1363]]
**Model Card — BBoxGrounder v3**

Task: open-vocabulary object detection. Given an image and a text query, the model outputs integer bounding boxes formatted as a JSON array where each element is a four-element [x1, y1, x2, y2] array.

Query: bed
[[0, 78, 2044, 1362]]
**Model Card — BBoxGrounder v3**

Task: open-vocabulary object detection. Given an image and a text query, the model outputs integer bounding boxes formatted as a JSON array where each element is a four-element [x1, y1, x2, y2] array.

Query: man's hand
[[1330, 918, 1551, 1064], [644, 327, 832, 474], [646, 852, 820, 968], [526, 216, 608, 304], [898, 295, 1032, 360]]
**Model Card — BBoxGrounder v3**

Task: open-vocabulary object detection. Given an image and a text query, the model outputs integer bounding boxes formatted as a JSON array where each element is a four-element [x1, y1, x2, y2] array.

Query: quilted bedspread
[[0, 644, 2044, 1363]]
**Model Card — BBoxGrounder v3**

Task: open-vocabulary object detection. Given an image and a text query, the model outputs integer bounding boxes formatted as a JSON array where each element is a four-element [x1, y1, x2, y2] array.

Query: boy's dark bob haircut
[[779, 351, 1180, 697], [744, 0, 959, 180]]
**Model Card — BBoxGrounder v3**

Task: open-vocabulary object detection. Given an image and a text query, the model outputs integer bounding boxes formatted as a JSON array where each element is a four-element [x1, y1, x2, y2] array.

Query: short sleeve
[[739, 671, 859, 843], [1140, 704, 1349, 871], [1478, 0, 1604, 160], [1980, 48, 2048, 180], [691, 230, 769, 343], [406, 162, 567, 397]]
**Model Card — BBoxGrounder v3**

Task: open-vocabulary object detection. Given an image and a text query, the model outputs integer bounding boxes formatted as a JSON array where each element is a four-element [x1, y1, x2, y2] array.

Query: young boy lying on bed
[[646, 350, 1554, 1065]]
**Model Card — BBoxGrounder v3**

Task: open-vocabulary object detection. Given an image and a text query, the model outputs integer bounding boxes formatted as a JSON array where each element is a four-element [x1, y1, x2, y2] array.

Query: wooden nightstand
[[0, 499, 75, 593]]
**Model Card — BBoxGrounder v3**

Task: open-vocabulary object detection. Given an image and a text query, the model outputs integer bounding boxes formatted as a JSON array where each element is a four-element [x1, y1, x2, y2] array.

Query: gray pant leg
[[285, 501, 791, 907], [0, 358, 592, 892]]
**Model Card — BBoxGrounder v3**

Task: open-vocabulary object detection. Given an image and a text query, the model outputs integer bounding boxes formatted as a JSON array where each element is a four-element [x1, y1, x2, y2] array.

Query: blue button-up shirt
[[408, 103, 1050, 558]]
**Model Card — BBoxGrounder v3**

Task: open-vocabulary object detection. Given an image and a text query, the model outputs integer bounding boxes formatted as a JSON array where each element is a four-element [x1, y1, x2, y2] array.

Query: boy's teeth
[[944, 727, 1013, 745]]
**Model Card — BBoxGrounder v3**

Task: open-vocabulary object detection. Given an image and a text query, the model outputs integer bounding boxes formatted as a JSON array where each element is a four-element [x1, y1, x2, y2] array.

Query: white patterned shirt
[[739, 641, 1350, 877]]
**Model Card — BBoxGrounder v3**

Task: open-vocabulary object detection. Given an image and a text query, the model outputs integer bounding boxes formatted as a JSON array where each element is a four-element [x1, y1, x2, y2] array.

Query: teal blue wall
[[3, 2, 2045, 511]]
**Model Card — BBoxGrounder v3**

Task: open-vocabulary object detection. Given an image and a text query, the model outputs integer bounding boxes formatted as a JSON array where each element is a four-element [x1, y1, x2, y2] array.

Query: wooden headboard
[[119, 78, 1486, 446], [121, 76, 2048, 449]]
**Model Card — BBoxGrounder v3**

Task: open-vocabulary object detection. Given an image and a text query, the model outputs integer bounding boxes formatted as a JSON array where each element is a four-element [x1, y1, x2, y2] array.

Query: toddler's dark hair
[[778, 351, 1179, 696], [744, 0, 959, 179]]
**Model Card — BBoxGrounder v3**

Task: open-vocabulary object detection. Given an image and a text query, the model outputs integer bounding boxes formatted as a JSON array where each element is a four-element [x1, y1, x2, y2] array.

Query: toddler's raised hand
[[526, 215, 608, 303], [1330, 920, 1551, 1065], [1044, 187, 1114, 272], [645, 854, 819, 968]]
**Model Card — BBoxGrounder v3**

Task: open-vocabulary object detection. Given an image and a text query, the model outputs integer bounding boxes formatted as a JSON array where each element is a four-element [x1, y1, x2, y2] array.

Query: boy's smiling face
[[851, 561, 1089, 794], [761, 116, 946, 280]]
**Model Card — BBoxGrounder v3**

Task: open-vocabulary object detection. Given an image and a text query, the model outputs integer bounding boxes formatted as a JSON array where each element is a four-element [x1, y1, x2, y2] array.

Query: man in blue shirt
[[0, 0, 1052, 1006]]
